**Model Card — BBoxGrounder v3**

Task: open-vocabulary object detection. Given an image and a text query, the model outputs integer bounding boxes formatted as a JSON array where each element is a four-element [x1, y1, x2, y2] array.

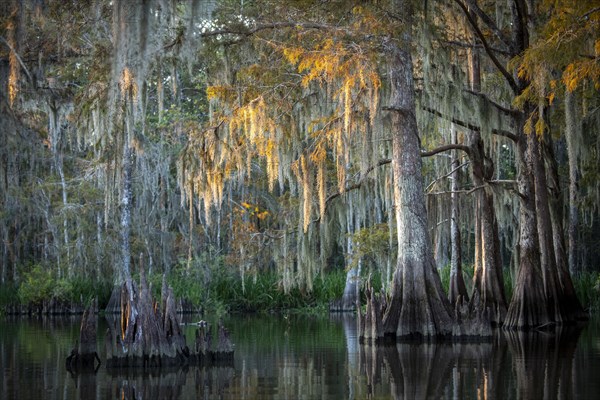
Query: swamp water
[[1, 314, 599, 399]]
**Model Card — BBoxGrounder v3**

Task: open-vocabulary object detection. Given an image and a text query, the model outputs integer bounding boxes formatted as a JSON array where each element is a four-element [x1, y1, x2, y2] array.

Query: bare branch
[[422, 105, 519, 142], [421, 144, 471, 157], [426, 161, 470, 193], [462, 0, 512, 51], [442, 40, 511, 56], [0, 35, 33, 84], [463, 88, 521, 116], [453, 0, 519, 93], [200, 21, 344, 39], [580, 6, 600, 20], [324, 158, 391, 206]]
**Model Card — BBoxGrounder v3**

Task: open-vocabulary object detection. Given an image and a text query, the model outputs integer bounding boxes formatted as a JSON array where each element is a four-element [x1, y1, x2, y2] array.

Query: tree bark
[[377, 1, 455, 339], [66, 299, 101, 371], [542, 128, 587, 322], [449, 124, 469, 306], [504, 124, 551, 329], [564, 90, 580, 275], [468, 130, 507, 325]]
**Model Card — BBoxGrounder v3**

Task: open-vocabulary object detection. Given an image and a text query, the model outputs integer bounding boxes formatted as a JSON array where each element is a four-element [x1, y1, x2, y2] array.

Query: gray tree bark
[[449, 124, 469, 306], [564, 90, 580, 275], [378, 0, 454, 339]]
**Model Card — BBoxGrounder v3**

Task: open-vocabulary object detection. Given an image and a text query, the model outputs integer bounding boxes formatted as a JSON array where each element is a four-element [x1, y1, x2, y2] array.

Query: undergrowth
[[3, 259, 599, 316]]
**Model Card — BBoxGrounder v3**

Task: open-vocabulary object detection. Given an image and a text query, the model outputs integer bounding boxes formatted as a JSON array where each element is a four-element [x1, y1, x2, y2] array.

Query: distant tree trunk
[[464, 22, 505, 324], [96, 212, 102, 278], [121, 140, 135, 303], [341, 209, 359, 311], [342, 265, 359, 311], [564, 90, 580, 275], [119, 65, 138, 307], [468, 129, 507, 325], [542, 126, 587, 322], [1, 228, 7, 284], [433, 196, 450, 270], [48, 103, 70, 278], [531, 126, 566, 323], [449, 124, 469, 305]]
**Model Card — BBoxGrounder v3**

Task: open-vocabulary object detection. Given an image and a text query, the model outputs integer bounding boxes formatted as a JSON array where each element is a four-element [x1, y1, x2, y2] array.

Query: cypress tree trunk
[[463, 21, 505, 324], [531, 128, 565, 323], [505, 125, 551, 329], [449, 124, 469, 305], [341, 266, 359, 311], [377, 1, 454, 339], [542, 135, 587, 322], [505, 112, 586, 329], [468, 130, 507, 325], [564, 90, 580, 275]]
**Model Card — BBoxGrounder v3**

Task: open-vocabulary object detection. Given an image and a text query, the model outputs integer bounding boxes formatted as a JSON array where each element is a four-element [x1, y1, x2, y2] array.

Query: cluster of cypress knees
[[65, 271, 234, 372]]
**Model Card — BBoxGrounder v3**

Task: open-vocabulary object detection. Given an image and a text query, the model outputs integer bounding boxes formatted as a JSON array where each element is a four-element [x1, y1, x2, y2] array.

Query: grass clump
[[11, 264, 111, 310], [155, 255, 347, 314], [573, 271, 600, 312]]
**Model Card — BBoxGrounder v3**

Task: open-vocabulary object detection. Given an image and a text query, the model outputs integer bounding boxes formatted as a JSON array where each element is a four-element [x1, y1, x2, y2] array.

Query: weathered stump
[[358, 283, 388, 344], [66, 299, 101, 372], [215, 324, 234, 361], [104, 265, 234, 369], [105, 268, 187, 368], [195, 322, 211, 355]]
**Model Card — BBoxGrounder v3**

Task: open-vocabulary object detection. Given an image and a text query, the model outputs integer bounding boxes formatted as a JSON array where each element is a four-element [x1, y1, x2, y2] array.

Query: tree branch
[[453, 0, 519, 93], [421, 144, 471, 157], [0, 35, 33, 84], [491, 128, 519, 143], [463, 88, 521, 116], [422, 106, 480, 131], [422, 106, 519, 142], [462, 0, 512, 51], [200, 21, 343, 39], [426, 161, 470, 193], [442, 40, 511, 56], [324, 158, 391, 206]]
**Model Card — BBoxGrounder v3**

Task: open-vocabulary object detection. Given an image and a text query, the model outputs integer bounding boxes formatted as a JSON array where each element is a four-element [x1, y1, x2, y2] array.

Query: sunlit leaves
[[514, 0, 600, 104]]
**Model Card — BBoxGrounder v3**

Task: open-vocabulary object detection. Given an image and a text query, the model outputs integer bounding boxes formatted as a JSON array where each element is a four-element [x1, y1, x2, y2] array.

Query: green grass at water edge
[[158, 264, 347, 314], [208, 269, 347, 313], [1, 264, 113, 311], [0, 284, 18, 313], [573, 271, 600, 312]]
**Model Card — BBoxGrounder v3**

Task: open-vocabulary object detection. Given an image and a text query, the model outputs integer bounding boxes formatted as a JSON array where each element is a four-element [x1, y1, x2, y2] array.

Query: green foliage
[[14, 264, 111, 308], [17, 265, 55, 305], [155, 254, 346, 314], [0, 284, 18, 313], [438, 264, 475, 296], [439, 264, 451, 295], [504, 268, 514, 304], [573, 271, 600, 312], [207, 269, 346, 313], [350, 224, 393, 269]]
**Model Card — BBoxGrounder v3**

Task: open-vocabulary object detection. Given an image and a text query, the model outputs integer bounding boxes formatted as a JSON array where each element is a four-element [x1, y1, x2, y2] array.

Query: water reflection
[[356, 325, 585, 400], [506, 326, 581, 400], [0, 315, 597, 399]]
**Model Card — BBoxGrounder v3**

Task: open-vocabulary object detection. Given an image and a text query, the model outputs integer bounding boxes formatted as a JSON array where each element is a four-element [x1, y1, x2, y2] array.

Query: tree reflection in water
[[0, 315, 592, 398], [357, 325, 583, 399], [104, 367, 234, 400], [506, 326, 582, 400]]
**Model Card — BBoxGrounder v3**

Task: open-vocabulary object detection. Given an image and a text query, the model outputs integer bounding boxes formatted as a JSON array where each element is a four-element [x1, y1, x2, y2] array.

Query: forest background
[[1, 0, 599, 319]]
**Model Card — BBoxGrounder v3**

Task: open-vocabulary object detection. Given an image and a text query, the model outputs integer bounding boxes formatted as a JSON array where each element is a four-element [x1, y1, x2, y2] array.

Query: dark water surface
[[1, 313, 599, 399]]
